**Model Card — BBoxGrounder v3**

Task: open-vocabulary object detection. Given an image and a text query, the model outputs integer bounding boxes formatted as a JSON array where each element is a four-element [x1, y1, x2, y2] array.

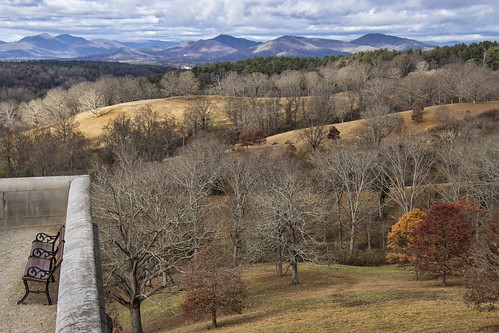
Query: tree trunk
[[130, 300, 143, 333], [349, 222, 356, 254], [291, 258, 299, 284], [162, 271, 168, 287], [232, 207, 243, 265], [442, 271, 447, 287], [367, 216, 372, 251], [336, 193, 343, 251], [211, 308, 217, 328], [276, 242, 283, 277], [276, 251, 283, 277]]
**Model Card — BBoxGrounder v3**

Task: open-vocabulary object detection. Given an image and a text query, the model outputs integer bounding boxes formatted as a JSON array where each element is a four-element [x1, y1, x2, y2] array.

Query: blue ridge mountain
[[0, 32, 435, 64], [351, 33, 434, 51]]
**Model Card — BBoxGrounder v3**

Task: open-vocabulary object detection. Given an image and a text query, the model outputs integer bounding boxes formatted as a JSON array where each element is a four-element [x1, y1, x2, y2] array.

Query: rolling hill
[[74, 96, 499, 152]]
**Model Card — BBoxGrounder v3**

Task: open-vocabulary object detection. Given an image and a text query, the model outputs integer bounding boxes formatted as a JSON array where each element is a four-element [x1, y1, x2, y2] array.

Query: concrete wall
[[56, 175, 109, 333], [0, 176, 109, 332], [0, 176, 76, 229]]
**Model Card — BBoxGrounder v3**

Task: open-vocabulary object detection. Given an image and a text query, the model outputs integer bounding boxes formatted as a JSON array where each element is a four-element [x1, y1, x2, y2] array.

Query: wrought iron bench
[[31, 225, 65, 253], [17, 225, 65, 305]]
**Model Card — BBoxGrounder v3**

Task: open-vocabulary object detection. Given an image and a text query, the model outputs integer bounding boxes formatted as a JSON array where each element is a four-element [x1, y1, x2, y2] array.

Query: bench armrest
[[25, 266, 54, 280], [31, 247, 56, 260], [34, 232, 58, 244]]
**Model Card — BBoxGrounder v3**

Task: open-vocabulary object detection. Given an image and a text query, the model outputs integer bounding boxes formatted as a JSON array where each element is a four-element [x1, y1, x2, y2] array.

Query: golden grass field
[[73, 96, 499, 152], [112, 263, 498, 333]]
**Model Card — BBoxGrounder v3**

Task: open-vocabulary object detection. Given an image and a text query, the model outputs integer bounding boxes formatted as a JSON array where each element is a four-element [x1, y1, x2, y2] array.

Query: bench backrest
[[55, 240, 64, 268], [58, 225, 65, 243]]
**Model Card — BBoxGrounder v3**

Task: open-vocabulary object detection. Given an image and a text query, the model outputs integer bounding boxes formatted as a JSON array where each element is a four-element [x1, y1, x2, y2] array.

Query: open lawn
[[73, 96, 499, 153], [111, 263, 498, 333], [73, 96, 227, 141]]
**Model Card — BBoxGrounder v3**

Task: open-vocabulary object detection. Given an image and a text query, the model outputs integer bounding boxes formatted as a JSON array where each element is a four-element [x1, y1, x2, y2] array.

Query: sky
[[0, 0, 498, 44]]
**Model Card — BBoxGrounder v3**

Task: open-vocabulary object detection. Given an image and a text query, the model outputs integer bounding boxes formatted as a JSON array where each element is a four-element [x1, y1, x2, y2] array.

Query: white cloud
[[0, 0, 497, 42]]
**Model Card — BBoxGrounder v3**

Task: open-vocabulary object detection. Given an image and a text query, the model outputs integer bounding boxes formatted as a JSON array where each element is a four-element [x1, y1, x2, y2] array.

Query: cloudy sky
[[1, 0, 498, 43]]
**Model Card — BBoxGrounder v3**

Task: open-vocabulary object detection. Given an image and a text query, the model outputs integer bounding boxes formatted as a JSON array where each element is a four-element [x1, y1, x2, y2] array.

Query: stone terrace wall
[[56, 175, 109, 333], [0, 176, 76, 229], [0, 176, 109, 332]]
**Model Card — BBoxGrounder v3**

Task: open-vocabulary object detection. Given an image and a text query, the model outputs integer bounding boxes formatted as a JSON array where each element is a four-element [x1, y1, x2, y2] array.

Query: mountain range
[[0, 33, 435, 65]]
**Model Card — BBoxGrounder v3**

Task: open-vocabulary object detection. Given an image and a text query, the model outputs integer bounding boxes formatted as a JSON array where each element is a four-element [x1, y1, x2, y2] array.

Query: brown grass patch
[[110, 263, 498, 333], [74, 96, 226, 141], [74, 96, 498, 150]]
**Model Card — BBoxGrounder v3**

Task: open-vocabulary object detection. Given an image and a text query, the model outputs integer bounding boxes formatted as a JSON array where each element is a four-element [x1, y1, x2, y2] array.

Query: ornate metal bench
[[17, 225, 65, 305], [31, 225, 65, 253]]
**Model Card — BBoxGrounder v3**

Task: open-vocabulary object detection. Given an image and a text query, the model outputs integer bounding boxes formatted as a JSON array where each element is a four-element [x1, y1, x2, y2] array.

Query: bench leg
[[45, 280, 52, 305], [17, 280, 30, 305]]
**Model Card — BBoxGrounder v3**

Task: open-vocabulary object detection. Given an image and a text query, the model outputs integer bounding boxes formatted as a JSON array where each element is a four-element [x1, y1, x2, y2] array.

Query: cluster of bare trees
[[93, 115, 498, 331], [213, 62, 499, 111], [0, 75, 161, 130]]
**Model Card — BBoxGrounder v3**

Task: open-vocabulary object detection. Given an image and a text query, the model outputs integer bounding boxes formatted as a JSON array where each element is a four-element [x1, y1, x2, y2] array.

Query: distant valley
[[0, 33, 435, 65]]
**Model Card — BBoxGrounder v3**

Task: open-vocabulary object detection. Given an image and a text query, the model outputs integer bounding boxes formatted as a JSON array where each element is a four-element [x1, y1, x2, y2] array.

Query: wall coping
[[55, 175, 109, 332]]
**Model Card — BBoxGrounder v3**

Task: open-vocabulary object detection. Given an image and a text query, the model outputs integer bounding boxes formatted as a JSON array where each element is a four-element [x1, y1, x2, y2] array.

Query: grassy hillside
[[74, 96, 499, 149], [260, 101, 499, 150], [111, 263, 498, 333], [73, 96, 227, 141]]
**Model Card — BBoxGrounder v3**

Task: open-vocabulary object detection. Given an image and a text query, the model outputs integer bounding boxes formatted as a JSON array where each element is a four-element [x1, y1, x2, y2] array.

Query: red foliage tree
[[411, 99, 424, 123], [412, 200, 476, 286], [251, 128, 266, 145], [326, 125, 341, 140], [181, 243, 247, 328], [238, 128, 266, 148]]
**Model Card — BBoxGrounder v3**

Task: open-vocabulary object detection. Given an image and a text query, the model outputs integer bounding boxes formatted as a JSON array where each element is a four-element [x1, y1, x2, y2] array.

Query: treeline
[[193, 41, 499, 81], [0, 60, 173, 102]]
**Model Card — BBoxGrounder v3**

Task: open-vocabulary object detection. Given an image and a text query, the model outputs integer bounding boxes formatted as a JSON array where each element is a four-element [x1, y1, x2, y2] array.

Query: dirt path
[[0, 225, 59, 333]]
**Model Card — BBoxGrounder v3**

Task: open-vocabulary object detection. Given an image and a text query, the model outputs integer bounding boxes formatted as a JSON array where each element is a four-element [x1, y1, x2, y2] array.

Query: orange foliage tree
[[386, 208, 426, 264], [181, 243, 247, 328]]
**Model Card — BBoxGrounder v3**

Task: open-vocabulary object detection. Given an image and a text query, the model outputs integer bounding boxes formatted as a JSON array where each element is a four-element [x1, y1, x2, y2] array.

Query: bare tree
[[95, 75, 123, 106], [0, 99, 18, 126], [313, 143, 378, 254], [165, 137, 225, 254], [361, 78, 395, 109], [300, 124, 327, 151], [303, 71, 325, 96], [93, 151, 191, 333], [310, 146, 346, 251], [74, 81, 105, 117], [257, 158, 319, 283], [218, 152, 260, 264], [218, 71, 245, 97], [336, 62, 371, 92], [379, 137, 435, 213], [438, 135, 499, 212], [161, 71, 199, 98], [361, 103, 400, 146], [332, 94, 355, 123], [183, 97, 215, 134], [395, 72, 434, 111]]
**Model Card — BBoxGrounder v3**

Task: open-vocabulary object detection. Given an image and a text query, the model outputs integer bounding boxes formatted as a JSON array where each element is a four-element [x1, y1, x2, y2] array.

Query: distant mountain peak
[[211, 34, 260, 50], [37, 33, 53, 39], [351, 33, 434, 50], [55, 34, 89, 45]]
